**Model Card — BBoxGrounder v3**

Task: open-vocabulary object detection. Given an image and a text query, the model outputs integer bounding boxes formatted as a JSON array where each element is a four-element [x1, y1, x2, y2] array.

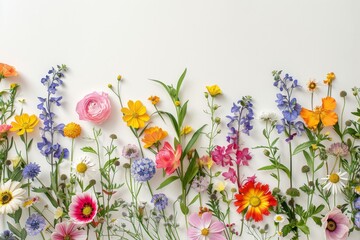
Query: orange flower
[[300, 97, 338, 129], [234, 181, 277, 222], [142, 127, 168, 148], [323, 72, 335, 85], [0, 63, 18, 79], [148, 96, 160, 105]]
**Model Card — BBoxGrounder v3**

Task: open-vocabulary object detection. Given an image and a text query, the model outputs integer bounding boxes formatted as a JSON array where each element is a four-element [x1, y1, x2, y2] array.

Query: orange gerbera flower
[[300, 97, 338, 129], [234, 181, 277, 222], [0, 63, 18, 79], [142, 126, 168, 148], [121, 100, 150, 129]]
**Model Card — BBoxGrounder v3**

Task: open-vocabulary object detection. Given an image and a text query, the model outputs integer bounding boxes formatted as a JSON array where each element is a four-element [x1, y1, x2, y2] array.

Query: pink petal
[[188, 213, 202, 228], [201, 212, 212, 229], [209, 221, 225, 233], [208, 232, 226, 240], [187, 227, 201, 239]]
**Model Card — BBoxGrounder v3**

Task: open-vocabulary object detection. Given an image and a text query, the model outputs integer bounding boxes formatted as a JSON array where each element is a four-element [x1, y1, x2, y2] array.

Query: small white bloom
[[274, 214, 285, 223], [259, 112, 277, 122], [322, 171, 347, 195], [72, 156, 95, 178]]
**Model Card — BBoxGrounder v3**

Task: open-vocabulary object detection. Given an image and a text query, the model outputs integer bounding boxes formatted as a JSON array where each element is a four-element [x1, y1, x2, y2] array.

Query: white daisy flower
[[72, 156, 95, 178], [0, 180, 26, 214], [274, 214, 285, 223], [259, 112, 277, 123], [322, 171, 347, 195]]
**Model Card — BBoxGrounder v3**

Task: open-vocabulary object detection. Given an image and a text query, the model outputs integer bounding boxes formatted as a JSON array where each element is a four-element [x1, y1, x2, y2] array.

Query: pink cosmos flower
[[69, 193, 98, 224], [155, 142, 182, 175], [51, 221, 86, 240], [187, 212, 225, 240], [76, 92, 111, 124], [222, 167, 237, 184], [0, 124, 12, 134], [321, 207, 350, 240]]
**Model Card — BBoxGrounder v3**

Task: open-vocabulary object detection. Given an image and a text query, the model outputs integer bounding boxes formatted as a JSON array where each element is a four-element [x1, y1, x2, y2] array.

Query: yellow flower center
[[82, 205, 93, 217], [76, 162, 88, 174], [326, 219, 337, 232], [201, 228, 209, 236], [0, 191, 13, 205], [329, 173, 340, 183], [275, 216, 283, 221], [309, 82, 316, 90], [132, 113, 139, 118], [64, 236, 71, 240], [249, 196, 261, 207]]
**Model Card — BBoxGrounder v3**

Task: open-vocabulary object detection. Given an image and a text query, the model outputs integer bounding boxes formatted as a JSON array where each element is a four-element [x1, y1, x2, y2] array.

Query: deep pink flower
[[51, 221, 86, 240], [0, 124, 12, 134], [222, 167, 237, 184], [187, 212, 225, 240], [69, 193, 98, 224], [155, 142, 182, 175], [76, 92, 111, 124], [321, 207, 350, 240], [211, 145, 234, 167], [236, 147, 252, 165]]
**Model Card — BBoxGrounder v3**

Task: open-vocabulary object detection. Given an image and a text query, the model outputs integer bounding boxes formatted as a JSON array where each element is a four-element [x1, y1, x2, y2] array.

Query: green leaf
[[182, 153, 199, 188], [14, 208, 22, 223], [157, 176, 179, 190], [189, 194, 200, 206], [159, 111, 180, 138], [8, 222, 22, 237], [21, 228, 27, 240], [293, 141, 314, 155], [258, 165, 277, 171], [81, 146, 97, 154], [176, 68, 187, 96], [84, 179, 97, 192], [297, 223, 310, 235], [180, 201, 189, 215], [312, 216, 322, 226], [303, 150, 313, 172], [178, 100, 188, 128], [182, 124, 206, 161], [150, 79, 171, 95]]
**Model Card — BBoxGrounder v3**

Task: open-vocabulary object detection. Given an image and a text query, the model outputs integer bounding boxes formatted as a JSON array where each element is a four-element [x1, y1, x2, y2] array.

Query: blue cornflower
[[151, 193, 168, 211], [22, 163, 41, 180], [131, 158, 156, 182], [25, 213, 46, 236], [0, 230, 16, 240], [354, 197, 360, 210]]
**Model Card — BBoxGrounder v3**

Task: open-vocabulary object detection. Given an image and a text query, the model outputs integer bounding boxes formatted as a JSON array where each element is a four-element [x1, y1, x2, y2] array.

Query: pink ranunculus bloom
[[222, 167, 237, 184], [0, 124, 12, 134], [155, 142, 182, 175], [321, 207, 350, 240], [69, 193, 98, 224], [51, 221, 86, 240], [76, 92, 111, 124], [187, 212, 226, 240], [236, 147, 252, 165]]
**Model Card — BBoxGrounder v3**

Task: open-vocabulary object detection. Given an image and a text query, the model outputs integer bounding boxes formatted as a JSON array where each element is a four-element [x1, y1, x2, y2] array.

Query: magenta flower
[[188, 212, 225, 240], [76, 92, 111, 124], [51, 221, 86, 240], [69, 193, 98, 224], [222, 167, 237, 184], [321, 207, 350, 240], [155, 142, 182, 175], [211, 145, 233, 167], [236, 147, 252, 165]]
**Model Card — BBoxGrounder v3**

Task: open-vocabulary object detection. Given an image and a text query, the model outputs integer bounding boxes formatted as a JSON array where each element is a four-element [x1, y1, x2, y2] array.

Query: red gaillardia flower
[[234, 181, 277, 222]]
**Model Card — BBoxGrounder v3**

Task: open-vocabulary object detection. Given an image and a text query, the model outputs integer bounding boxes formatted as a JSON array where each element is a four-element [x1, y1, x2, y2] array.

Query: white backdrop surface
[[1, 0, 360, 239]]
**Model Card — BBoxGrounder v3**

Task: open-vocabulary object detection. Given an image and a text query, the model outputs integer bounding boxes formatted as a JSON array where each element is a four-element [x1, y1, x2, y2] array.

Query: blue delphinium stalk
[[131, 157, 156, 182], [25, 213, 46, 236], [226, 96, 254, 144], [37, 65, 69, 166], [22, 162, 41, 180], [151, 193, 169, 211]]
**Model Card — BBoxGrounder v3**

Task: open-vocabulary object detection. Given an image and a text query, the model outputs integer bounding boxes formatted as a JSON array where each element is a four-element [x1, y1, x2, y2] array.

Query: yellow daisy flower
[[121, 100, 150, 129], [10, 113, 39, 135]]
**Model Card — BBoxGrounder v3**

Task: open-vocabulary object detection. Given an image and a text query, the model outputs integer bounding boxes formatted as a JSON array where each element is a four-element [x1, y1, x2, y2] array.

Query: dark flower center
[[327, 219, 337, 232], [1, 191, 12, 205]]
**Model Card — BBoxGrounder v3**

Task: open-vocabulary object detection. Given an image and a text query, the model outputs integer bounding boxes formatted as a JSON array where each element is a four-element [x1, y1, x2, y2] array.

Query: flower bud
[[5, 160, 11, 166], [117, 75, 122, 81], [301, 165, 310, 173], [308, 181, 314, 187], [231, 188, 237, 193], [215, 117, 221, 124], [340, 91, 347, 97], [123, 163, 131, 169], [89, 179, 96, 185], [60, 174, 67, 181], [115, 161, 120, 166], [108, 84, 113, 89], [286, 188, 300, 197], [213, 104, 219, 110], [263, 150, 270, 157], [345, 120, 352, 127], [109, 134, 117, 139], [204, 92, 209, 98]]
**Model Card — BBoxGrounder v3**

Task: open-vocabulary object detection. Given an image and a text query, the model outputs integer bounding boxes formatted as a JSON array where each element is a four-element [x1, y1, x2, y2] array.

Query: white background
[[1, 0, 360, 239]]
